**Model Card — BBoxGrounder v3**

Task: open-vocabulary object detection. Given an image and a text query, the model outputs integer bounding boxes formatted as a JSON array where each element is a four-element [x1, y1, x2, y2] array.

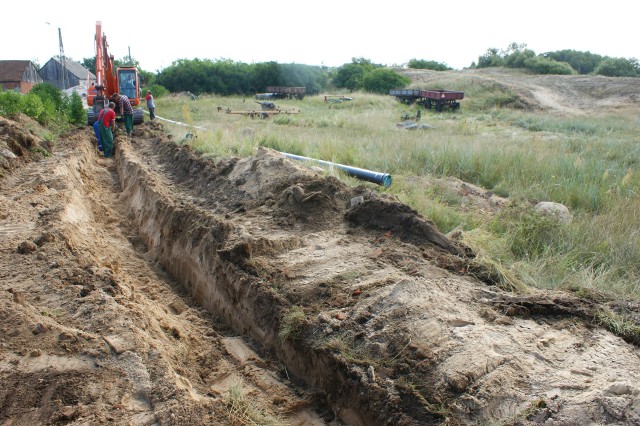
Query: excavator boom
[[87, 21, 143, 125]]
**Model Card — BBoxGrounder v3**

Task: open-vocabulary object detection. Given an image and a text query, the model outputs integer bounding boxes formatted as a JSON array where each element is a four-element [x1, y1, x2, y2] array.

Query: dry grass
[[154, 70, 640, 302]]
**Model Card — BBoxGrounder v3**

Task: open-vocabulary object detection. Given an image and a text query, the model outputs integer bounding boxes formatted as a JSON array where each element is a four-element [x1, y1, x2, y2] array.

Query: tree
[[477, 48, 503, 68], [542, 50, 604, 74], [362, 68, 410, 94], [504, 49, 536, 68], [66, 92, 87, 127], [155, 60, 327, 95], [332, 58, 377, 91], [333, 63, 368, 90], [407, 59, 451, 71], [82, 57, 96, 75], [252, 61, 282, 93], [523, 57, 576, 75], [593, 57, 639, 77], [139, 70, 156, 86]]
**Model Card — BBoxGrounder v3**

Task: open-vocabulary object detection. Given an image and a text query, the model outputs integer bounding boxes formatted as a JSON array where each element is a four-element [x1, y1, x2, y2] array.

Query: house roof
[[0, 60, 34, 82], [47, 57, 96, 80]]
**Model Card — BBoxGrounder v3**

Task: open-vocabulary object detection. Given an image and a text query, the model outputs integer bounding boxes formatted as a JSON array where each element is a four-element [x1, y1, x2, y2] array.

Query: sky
[[2, 1, 637, 73]]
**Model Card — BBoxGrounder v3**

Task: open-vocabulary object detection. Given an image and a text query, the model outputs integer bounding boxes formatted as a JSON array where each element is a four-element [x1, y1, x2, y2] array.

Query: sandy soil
[[1, 71, 640, 425]]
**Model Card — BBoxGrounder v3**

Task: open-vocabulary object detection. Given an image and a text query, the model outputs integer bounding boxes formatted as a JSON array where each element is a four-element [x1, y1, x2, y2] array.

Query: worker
[[88, 82, 97, 99], [99, 102, 117, 158], [113, 93, 134, 136], [92, 105, 110, 152], [123, 76, 136, 99], [145, 90, 155, 120]]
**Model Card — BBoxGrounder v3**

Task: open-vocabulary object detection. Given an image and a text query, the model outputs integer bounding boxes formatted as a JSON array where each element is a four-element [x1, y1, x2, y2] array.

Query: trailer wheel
[[426, 99, 432, 110], [436, 101, 443, 112]]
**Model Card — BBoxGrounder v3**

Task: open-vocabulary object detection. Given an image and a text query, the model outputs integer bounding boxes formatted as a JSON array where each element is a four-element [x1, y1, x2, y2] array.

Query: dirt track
[[1, 79, 640, 425]]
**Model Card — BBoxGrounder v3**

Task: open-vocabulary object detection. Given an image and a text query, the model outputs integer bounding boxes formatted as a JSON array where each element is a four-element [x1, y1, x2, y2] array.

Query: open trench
[[116, 137, 398, 425], [108, 121, 640, 425], [114, 124, 439, 425]]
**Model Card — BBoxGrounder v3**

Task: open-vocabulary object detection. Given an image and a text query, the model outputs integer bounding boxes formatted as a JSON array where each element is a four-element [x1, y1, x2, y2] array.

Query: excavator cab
[[117, 68, 139, 102]]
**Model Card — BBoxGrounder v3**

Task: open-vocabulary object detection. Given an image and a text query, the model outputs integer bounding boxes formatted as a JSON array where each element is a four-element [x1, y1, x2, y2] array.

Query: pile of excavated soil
[[1, 115, 639, 425], [0, 117, 325, 425]]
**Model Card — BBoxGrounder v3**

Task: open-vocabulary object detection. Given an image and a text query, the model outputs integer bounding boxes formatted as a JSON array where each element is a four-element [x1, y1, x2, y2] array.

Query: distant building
[[39, 57, 96, 90], [0, 60, 43, 93]]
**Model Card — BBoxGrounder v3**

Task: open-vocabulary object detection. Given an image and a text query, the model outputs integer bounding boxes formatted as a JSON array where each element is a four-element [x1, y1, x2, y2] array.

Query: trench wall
[[113, 144, 400, 425]]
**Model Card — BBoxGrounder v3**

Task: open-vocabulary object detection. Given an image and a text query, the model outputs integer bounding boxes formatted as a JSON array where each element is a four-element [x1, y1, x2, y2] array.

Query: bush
[[333, 63, 370, 91], [40, 98, 58, 125], [0, 90, 22, 118], [143, 84, 169, 98], [30, 83, 64, 112], [407, 59, 451, 71], [66, 92, 86, 127], [20, 93, 45, 121], [594, 58, 640, 77], [362, 68, 411, 94], [524, 57, 576, 75]]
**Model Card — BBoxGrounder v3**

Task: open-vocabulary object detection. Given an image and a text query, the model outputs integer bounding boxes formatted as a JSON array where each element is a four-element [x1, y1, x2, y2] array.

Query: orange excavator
[[87, 21, 144, 125]]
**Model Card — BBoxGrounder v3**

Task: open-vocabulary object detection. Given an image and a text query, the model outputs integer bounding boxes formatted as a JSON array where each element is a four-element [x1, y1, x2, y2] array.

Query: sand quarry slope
[[1, 73, 640, 426]]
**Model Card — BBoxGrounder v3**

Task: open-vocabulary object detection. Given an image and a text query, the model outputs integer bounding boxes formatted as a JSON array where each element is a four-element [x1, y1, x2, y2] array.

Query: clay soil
[[2, 71, 640, 426]]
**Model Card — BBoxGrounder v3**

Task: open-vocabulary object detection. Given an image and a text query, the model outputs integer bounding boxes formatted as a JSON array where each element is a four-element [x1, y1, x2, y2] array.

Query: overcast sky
[[2, 1, 637, 73]]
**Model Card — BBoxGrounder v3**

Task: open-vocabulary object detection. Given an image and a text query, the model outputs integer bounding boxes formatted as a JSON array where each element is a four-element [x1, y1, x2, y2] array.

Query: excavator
[[87, 21, 144, 126]]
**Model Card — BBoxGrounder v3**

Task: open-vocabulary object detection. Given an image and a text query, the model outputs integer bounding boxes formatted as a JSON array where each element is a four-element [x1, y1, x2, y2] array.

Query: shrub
[[30, 83, 64, 112], [143, 84, 169, 98], [524, 57, 576, 75], [593, 57, 640, 77], [20, 93, 45, 121], [66, 92, 87, 126], [407, 59, 452, 71], [0, 90, 22, 118], [362, 68, 411, 94], [40, 98, 58, 125]]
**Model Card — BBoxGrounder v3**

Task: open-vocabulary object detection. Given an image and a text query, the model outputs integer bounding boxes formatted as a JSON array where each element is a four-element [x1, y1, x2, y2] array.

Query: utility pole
[[58, 28, 67, 90]]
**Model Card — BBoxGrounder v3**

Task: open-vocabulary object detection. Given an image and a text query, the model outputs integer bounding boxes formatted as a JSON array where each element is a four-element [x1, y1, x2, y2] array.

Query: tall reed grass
[[154, 88, 640, 300]]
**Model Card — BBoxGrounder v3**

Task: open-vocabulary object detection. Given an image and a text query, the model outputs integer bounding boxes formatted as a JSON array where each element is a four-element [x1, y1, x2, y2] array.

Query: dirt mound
[[0, 114, 52, 173], [2, 115, 640, 425], [345, 197, 470, 256]]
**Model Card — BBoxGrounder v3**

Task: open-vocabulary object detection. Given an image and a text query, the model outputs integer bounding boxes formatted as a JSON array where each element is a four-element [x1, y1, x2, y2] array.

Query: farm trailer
[[255, 86, 306, 100], [390, 89, 464, 112]]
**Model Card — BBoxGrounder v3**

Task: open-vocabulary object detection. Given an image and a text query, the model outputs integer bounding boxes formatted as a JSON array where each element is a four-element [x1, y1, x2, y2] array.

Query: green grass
[[153, 83, 640, 302]]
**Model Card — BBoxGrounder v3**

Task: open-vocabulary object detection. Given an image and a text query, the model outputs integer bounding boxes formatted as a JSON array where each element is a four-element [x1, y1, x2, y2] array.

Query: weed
[[225, 382, 285, 426], [316, 331, 379, 367], [594, 309, 640, 345], [278, 306, 306, 341], [30, 146, 51, 158]]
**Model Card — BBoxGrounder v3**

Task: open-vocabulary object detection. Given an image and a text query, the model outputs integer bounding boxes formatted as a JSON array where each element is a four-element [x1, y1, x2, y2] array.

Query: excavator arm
[[87, 21, 143, 125]]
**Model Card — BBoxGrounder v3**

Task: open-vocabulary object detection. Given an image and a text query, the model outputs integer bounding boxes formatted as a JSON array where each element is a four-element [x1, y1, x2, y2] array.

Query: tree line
[[472, 42, 640, 76], [76, 44, 638, 99]]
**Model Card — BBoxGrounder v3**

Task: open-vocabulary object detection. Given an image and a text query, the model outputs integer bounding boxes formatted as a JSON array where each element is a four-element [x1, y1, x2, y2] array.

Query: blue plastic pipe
[[280, 152, 392, 187]]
